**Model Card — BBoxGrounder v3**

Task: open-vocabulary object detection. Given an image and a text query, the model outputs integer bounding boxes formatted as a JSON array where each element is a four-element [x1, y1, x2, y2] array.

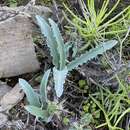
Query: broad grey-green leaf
[[65, 41, 73, 58], [40, 69, 51, 103], [67, 40, 117, 71], [72, 43, 78, 58], [53, 67, 68, 97], [19, 79, 40, 107], [49, 19, 66, 70], [65, 41, 72, 52], [36, 15, 59, 68], [25, 105, 48, 120]]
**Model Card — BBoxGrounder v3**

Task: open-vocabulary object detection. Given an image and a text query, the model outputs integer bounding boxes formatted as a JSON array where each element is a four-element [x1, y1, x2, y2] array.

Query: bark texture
[[0, 13, 40, 77]]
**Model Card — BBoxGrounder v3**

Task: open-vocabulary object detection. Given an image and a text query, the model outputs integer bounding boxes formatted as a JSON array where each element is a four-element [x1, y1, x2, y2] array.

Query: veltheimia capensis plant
[[35, 15, 117, 98]]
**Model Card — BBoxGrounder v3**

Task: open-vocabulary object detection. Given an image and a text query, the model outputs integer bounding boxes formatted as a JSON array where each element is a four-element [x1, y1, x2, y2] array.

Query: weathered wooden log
[[0, 5, 52, 78], [0, 13, 40, 77]]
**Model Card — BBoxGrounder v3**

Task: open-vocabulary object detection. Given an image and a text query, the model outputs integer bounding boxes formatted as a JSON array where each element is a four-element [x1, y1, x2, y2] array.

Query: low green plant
[[64, 0, 130, 50], [36, 15, 118, 97], [19, 69, 63, 122], [89, 75, 130, 130], [82, 96, 101, 127], [8, 0, 17, 7], [78, 80, 87, 89], [83, 100, 100, 120], [69, 113, 93, 130]]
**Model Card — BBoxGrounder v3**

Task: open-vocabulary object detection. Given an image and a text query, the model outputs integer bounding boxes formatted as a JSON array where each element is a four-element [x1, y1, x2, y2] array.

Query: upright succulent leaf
[[25, 105, 48, 120], [67, 40, 118, 71], [19, 79, 41, 107], [53, 67, 68, 97], [49, 19, 66, 70], [40, 69, 51, 104], [36, 15, 59, 68]]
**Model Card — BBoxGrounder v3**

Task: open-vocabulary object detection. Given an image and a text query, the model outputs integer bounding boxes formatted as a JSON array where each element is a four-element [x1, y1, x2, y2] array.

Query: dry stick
[[53, 0, 63, 30], [119, 28, 130, 65], [25, 112, 30, 127], [33, 117, 37, 130]]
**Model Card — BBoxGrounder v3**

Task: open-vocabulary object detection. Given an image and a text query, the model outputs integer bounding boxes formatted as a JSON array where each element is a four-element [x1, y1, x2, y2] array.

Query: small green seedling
[[69, 113, 93, 130], [8, 0, 17, 7], [19, 69, 63, 122]]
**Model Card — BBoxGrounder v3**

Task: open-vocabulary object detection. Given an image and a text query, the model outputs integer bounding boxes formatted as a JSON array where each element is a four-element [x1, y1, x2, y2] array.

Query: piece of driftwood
[[0, 4, 52, 78], [0, 13, 40, 77]]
